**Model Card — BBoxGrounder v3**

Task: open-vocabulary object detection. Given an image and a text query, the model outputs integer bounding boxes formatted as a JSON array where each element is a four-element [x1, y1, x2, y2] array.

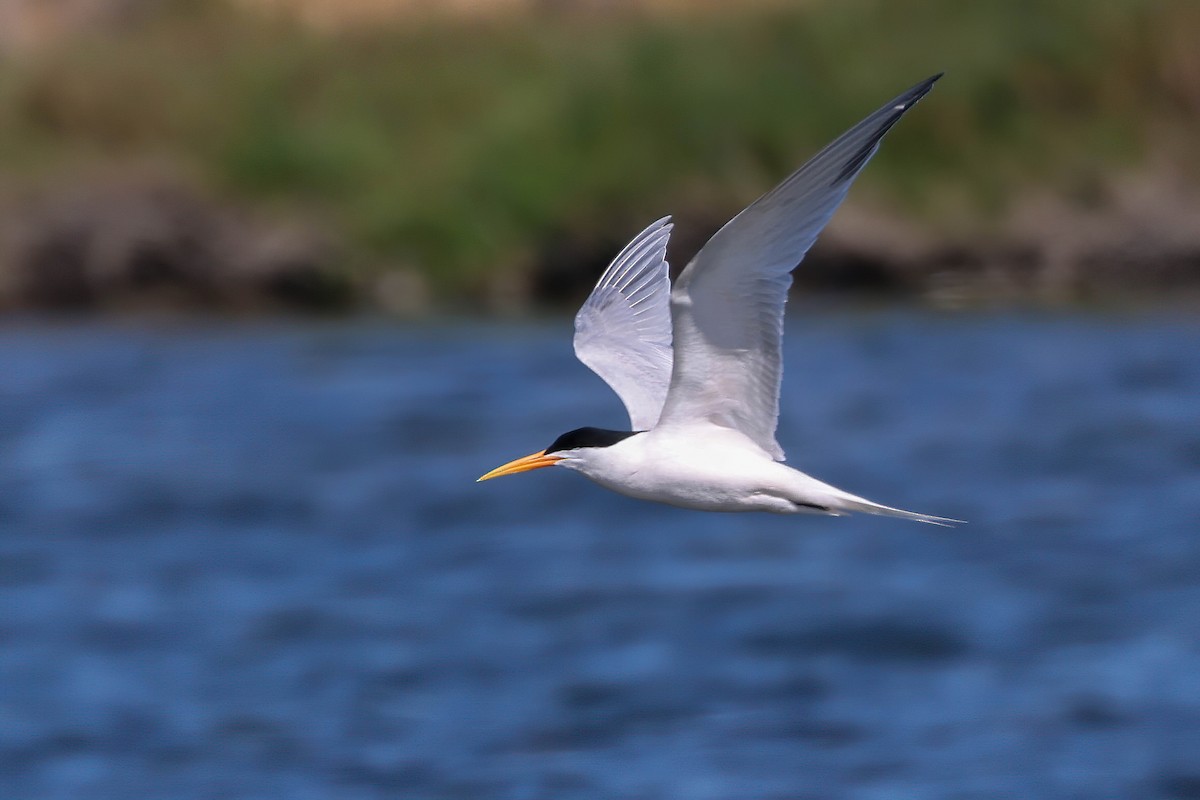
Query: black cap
[[545, 427, 639, 453]]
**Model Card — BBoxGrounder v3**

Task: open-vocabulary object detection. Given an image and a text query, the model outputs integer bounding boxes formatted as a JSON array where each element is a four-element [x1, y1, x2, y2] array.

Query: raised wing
[[658, 74, 941, 459], [573, 216, 674, 430]]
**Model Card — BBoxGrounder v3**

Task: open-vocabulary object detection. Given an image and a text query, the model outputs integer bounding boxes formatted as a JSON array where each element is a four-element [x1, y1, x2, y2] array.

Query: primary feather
[[657, 74, 942, 459], [573, 216, 675, 430]]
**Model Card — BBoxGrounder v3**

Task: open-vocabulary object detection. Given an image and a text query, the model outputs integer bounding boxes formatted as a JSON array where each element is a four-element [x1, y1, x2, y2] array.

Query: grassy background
[[1, 0, 1197, 305]]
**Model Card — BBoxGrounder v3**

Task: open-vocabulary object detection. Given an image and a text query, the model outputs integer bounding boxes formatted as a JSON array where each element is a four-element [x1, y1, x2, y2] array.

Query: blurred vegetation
[[1, 0, 1198, 310]]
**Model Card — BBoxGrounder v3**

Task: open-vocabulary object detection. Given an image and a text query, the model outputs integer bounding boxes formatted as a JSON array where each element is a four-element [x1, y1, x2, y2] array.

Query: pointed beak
[[477, 450, 563, 482]]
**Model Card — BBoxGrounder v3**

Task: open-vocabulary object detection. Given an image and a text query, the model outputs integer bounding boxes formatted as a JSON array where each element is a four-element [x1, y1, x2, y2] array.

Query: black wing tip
[[898, 71, 945, 109], [831, 72, 944, 185]]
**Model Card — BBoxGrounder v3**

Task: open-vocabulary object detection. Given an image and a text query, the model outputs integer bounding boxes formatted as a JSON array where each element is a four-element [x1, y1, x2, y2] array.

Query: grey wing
[[658, 74, 942, 460], [573, 216, 675, 431]]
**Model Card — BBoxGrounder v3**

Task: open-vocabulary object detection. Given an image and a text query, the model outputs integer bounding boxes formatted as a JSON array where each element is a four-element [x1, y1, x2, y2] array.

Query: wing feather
[[573, 217, 674, 430], [658, 75, 942, 459]]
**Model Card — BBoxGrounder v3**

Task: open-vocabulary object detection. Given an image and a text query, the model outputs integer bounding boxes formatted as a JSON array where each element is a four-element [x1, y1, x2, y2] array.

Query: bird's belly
[[588, 441, 803, 513]]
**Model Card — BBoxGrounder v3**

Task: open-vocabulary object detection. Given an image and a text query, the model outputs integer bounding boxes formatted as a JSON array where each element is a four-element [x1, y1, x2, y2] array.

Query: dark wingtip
[[832, 73, 944, 184], [899, 72, 945, 108], [918, 72, 945, 91]]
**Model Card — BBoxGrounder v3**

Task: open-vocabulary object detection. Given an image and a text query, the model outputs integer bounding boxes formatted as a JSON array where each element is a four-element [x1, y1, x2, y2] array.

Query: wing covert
[[658, 75, 942, 459], [573, 216, 674, 430]]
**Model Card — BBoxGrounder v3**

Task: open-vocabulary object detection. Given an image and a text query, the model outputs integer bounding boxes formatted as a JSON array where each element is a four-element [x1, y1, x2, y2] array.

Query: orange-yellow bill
[[477, 450, 563, 482]]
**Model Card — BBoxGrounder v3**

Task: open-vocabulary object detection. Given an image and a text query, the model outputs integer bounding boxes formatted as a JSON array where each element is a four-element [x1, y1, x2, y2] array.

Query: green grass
[[0, 0, 1196, 298]]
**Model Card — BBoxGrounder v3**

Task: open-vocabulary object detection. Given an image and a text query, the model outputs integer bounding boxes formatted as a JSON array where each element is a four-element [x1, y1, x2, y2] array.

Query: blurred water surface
[[1, 310, 1199, 799]]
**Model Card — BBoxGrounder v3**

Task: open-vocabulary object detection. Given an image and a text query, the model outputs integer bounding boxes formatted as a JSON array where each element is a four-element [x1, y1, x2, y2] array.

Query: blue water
[[1, 310, 1198, 799]]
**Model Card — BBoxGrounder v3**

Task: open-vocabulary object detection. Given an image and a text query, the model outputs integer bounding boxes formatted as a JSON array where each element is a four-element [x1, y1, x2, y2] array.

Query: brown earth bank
[[0, 176, 351, 314], [2, 174, 1199, 316]]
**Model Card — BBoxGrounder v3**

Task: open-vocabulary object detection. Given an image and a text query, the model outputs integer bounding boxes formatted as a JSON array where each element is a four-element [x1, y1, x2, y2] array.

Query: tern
[[479, 74, 959, 525]]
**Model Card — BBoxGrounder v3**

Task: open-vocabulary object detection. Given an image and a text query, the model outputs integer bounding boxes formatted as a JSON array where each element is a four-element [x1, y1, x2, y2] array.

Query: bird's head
[[477, 427, 637, 482]]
